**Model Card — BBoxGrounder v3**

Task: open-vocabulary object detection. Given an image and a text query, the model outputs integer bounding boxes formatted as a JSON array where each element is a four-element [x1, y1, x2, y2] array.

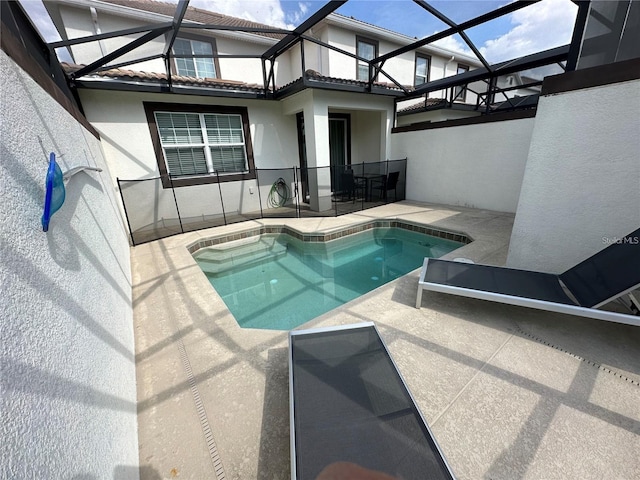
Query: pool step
[[194, 236, 287, 275]]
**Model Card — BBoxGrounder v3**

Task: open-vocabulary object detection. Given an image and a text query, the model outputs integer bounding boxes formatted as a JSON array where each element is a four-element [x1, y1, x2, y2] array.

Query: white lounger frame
[[416, 258, 640, 327], [289, 322, 456, 480]]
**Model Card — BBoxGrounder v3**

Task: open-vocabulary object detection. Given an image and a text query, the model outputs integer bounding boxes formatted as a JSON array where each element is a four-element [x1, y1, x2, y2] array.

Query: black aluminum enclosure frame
[[32, 0, 590, 106]]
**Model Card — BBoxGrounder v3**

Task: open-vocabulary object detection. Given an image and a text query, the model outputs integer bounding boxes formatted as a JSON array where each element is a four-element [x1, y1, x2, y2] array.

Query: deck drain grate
[[514, 324, 640, 387], [177, 339, 226, 479]]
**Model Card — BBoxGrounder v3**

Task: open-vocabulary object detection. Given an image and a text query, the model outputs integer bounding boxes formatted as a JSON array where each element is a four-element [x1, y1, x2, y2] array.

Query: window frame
[[355, 35, 378, 82], [169, 33, 221, 80], [144, 102, 255, 188], [454, 63, 470, 102], [414, 53, 431, 86]]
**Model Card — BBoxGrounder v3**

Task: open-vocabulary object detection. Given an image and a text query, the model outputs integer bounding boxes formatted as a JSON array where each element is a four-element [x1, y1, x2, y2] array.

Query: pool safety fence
[[118, 159, 407, 245]]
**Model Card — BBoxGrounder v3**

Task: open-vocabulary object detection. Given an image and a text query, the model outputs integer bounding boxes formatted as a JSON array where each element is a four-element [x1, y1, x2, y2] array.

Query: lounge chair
[[289, 322, 455, 480], [416, 228, 640, 327]]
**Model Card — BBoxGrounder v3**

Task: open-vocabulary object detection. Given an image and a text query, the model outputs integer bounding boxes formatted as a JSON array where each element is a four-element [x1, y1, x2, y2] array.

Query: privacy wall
[[507, 77, 640, 273], [0, 51, 137, 479], [390, 116, 535, 213]]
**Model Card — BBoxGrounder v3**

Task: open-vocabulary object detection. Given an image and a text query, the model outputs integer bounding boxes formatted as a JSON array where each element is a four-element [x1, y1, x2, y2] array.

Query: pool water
[[194, 228, 462, 330]]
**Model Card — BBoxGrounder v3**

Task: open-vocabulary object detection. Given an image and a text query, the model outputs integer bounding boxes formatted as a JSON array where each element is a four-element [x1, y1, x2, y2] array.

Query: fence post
[[168, 175, 184, 234], [256, 168, 264, 219], [116, 177, 136, 246], [293, 167, 300, 218], [385, 159, 390, 204], [333, 165, 339, 217], [216, 171, 227, 225]]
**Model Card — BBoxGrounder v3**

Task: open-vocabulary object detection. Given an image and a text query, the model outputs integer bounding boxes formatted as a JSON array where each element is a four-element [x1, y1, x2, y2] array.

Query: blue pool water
[[194, 228, 462, 330]]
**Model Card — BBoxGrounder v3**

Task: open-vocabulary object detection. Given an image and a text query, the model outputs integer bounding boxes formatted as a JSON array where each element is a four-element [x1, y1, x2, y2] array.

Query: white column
[[381, 109, 393, 161], [303, 99, 332, 212]]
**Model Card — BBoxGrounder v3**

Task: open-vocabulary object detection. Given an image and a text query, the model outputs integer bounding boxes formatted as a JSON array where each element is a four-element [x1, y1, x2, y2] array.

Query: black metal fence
[[118, 159, 407, 245]]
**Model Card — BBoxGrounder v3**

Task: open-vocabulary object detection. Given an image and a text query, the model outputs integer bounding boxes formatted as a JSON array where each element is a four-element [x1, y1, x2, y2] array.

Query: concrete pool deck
[[130, 201, 640, 480]]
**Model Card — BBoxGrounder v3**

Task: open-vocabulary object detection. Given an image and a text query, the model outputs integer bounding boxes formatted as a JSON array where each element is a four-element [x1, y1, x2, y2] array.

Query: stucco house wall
[[215, 36, 273, 86], [57, 3, 167, 72], [54, 1, 279, 86], [1, 51, 137, 479], [78, 88, 300, 221], [389, 117, 535, 212], [507, 78, 640, 273], [324, 22, 480, 104]]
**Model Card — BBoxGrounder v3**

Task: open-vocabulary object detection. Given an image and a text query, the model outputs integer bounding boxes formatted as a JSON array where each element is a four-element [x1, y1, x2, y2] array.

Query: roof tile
[[62, 62, 265, 91], [100, 0, 286, 39]]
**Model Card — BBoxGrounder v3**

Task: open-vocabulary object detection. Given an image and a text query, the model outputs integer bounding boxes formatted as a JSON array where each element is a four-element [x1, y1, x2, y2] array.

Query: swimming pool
[[193, 227, 463, 330]]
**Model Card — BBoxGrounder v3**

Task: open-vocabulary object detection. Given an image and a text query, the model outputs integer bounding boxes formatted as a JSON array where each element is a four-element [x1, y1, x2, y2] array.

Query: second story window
[[454, 64, 469, 102], [173, 37, 218, 79], [356, 36, 378, 81], [414, 54, 430, 86]]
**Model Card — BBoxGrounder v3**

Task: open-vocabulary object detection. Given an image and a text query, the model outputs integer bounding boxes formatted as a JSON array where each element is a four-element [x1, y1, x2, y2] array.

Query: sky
[[21, 0, 578, 64]]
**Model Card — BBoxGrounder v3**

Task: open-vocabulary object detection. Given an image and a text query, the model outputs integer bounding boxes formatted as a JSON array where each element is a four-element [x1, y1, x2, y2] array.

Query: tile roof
[[99, 0, 286, 39], [62, 62, 265, 91], [397, 97, 447, 113], [62, 65, 409, 97], [302, 69, 409, 92]]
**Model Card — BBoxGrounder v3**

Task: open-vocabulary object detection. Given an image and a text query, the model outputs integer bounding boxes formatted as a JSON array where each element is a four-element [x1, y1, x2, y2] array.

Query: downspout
[[442, 55, 454, 100], [308, 27, 323, 75], [90, 7, 107, 57]]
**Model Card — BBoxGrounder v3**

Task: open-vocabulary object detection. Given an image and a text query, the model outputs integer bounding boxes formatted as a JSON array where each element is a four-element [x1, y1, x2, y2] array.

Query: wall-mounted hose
[[268, 177, 291, 208]]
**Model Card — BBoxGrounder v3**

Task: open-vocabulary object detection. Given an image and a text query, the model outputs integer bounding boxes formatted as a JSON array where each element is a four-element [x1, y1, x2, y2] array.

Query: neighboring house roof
[[98, 0, 285, 40]]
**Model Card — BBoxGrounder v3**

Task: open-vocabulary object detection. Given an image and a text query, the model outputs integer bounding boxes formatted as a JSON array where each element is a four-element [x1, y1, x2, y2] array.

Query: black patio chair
[[339, 169, 364, 202], [372, 171, 400, 201]]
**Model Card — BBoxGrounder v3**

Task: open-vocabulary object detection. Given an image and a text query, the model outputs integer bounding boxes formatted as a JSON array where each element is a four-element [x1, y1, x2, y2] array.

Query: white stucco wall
[[59, 4, 166, 72], [324, 24, 479, 105], [216, 36, 270, 86], [56, 3, 276, 85], [507, 79, 640, 273], [0, 51, 137, 478], [390, 117, 535, 212]]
